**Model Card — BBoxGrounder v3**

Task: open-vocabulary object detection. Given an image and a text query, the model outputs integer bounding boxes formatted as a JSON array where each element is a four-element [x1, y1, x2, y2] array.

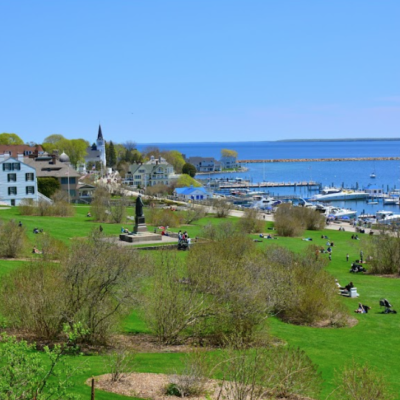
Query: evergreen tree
[[108, 141, 117, 167]]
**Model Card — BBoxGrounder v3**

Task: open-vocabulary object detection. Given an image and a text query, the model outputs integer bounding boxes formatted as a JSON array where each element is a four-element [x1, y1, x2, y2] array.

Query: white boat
[[370, 172, 376, 178], [325, 206, 357, 218], [375, 210, 400, 223], [252, 197, 281, 210], [311, 188, 368, 202], [383, 198, 399, 205]]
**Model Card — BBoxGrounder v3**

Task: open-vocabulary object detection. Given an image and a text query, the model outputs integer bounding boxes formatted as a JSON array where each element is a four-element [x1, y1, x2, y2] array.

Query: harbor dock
[[218, 181, 320, 189]]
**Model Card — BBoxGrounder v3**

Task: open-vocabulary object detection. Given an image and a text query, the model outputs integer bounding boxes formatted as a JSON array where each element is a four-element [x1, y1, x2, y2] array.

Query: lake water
[[137, 140, 400, 216]]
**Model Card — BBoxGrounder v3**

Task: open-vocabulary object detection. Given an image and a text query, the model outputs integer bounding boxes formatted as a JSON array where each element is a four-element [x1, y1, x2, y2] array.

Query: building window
[[25, 173, 34, 181], [61, 177, 76, 185], [70, 190, 76, 197], [134, 175, 141, 179], [8, 187, 17, 195], [7, 173, 17, 182], [26, 186, 35, 194], [3, 163, 20, 171]]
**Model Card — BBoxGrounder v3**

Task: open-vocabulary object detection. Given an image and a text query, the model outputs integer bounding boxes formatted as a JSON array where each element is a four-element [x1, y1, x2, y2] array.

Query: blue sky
[[0, 1, 399, 144]]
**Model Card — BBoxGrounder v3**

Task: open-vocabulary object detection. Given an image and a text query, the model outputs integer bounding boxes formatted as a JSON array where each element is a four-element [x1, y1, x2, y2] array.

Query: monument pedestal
[[134, 216, 147, 234]]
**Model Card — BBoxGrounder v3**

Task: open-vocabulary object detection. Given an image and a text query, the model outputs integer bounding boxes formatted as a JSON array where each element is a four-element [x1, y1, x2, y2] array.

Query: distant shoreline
[[238, 157, 400, 163], [276, 138, 400, 142]]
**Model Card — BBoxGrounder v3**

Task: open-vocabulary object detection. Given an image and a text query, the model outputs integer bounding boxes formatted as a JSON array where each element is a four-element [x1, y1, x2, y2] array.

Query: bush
[[334, 360, 394, 400], [90, 186, 111, 222], [167, 350, 210, 397], [367, 226, 400, 275], [146, 208, 183, 228], [211, 198, 233, 218], [18, 194, 75, 217], [264, 245, 347, 326], [0, 233, 150, 343], [237, 208, 264, 233], [274, 204, 325, 237], [0, 219, 27, 258], [216, 346, 322, 400]]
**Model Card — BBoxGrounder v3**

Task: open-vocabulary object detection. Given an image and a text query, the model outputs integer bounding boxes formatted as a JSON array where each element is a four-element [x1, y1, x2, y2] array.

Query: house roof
[[0, 156, 36, 171], [24, 157, 80, 178], [175, 186, 210, 195], [187, 156, 217, 164], [0, 144, 44, 157]]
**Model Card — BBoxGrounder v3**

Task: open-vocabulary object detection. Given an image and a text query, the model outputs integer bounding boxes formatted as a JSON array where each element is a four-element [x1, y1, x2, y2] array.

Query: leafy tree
[[221, 148, 238, 158], [0, 332, 80, 400], [182, 162, 197, 177], [0, 133, 24, 145], [163, 150, 186, 173], [38, 177, 61, 198], [175, 174, 202, 188], [43, 134, 66, 145], [42, 136, 88, 167]]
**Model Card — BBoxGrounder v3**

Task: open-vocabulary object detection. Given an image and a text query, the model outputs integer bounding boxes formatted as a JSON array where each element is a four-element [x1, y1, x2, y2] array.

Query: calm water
[[137, 140, 400, 216]]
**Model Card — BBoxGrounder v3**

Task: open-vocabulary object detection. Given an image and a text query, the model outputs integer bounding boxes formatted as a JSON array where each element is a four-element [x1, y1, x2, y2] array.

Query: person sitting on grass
[[32, 246, 42, 254], [87, 212, 92, 217]]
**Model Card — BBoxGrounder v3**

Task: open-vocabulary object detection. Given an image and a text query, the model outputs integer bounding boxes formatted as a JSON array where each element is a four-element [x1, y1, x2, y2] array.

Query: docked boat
[[252, 197, 282, 210], [383, 198, 399, 205], [325, 206, 357, 218], [375, 210, 400, 223], [310, 187, 368, 202]]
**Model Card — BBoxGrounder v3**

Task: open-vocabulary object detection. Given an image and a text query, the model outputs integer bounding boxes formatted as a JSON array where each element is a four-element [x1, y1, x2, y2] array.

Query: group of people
[[177, 230, 192, 250]]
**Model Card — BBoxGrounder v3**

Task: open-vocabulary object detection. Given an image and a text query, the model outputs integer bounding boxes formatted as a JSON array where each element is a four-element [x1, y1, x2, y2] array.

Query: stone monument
[[134, 195, 147, 233]]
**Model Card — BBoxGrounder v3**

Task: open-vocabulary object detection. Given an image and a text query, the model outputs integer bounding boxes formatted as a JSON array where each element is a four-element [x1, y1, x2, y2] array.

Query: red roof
[[0, 144, 44, 157]]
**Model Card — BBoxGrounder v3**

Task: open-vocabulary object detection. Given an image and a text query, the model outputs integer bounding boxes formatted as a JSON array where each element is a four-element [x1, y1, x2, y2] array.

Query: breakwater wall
[[238, 157, 400, 163]]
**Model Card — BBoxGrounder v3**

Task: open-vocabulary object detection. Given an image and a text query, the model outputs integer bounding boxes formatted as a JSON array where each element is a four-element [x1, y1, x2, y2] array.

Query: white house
[[0, 154, 38, 206], [126, 156, 175, 187], [174, 185, 212, 201]]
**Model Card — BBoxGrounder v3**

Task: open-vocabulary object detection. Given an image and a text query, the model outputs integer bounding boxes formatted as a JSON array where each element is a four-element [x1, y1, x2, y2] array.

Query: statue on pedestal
[[134, 195, 146, 233]]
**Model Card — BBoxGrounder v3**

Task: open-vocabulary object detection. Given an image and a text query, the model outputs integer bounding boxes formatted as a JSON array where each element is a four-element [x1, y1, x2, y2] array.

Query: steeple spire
[[97, 124, 104, 141]]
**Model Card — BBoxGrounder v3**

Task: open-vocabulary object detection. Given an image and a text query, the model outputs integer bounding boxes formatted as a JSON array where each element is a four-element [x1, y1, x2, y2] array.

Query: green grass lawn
[[1, 207, 400, 398]]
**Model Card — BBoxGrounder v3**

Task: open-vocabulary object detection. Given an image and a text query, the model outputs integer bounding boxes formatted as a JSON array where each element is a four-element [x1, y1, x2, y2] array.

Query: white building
[[0, 154, 38, 206], [84, 125, 107, 168], [126, 156, 175, 187]]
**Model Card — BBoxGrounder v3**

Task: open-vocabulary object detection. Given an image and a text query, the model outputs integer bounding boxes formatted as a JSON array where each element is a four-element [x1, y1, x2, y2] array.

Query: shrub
[[334, 360, 394, 400], [237, 208, 264, 233], [0, 233, 149, 343], [168, 351, 210, 397], [90, 186, 111, 222], [181, 206, 206, 224], [146, 208, 182, 228], [216, 346, 322, 400], [367, 226, 400, 275], [105, 349, 137, 383], [274, 204, 325, 237], [264, 245, 346, 326], [212, 198, 233, 218], [0, 219, 27, 258], [18, 195, 75, 217]]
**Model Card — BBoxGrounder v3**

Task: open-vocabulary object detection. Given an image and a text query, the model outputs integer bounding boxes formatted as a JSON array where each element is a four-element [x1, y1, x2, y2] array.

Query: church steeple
[[97, 124, 104, 141]]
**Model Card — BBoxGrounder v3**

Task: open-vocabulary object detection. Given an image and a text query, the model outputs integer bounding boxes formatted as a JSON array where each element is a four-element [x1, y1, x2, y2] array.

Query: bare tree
[[211, 198, 233, 218], [108, 195, 128, 223], [90, 186, 111, 222]]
